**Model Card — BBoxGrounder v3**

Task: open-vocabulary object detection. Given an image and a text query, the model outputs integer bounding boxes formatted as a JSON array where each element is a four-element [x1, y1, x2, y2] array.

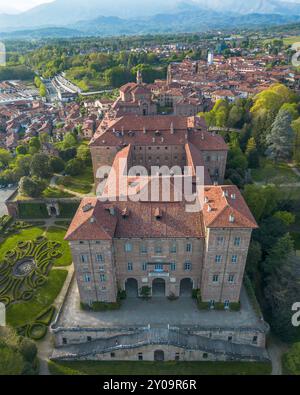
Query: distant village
[[0, 50, 299, 154]]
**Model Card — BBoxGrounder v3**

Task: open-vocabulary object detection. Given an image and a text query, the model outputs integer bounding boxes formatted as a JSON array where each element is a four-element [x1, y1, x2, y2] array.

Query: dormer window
[[229, 214, 235, 223], [154, 208, 162, 219]]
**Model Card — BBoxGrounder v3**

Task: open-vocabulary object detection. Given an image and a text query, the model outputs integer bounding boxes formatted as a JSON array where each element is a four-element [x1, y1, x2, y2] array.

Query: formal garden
[[0, 221, 71, 341]]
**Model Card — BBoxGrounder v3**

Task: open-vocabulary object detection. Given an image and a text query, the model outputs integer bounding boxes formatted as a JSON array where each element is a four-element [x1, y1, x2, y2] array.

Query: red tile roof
[[202, 185, 258, 229]]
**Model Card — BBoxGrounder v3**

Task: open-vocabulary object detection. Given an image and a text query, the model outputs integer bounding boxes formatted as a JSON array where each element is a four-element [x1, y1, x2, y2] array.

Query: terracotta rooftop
[[202, 185, 258, 229]]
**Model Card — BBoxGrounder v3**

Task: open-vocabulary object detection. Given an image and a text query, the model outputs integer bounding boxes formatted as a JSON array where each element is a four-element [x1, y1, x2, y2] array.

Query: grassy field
[[45, 227, 72, 267], [57, 166, 94, 194], [48, 360, 272, 376], [283, 36, 300, 46], [6, 270, 67, 328], [251, 160, 300, 185], [43, 187, 75, 199]]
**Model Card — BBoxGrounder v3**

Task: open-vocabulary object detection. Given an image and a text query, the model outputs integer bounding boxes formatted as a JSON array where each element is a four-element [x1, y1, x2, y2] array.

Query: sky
[[0, 0, 300, 13], [0, 0, 53, 13]]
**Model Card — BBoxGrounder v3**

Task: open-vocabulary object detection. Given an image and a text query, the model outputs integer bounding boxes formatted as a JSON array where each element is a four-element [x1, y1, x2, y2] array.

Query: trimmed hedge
[[58, 202, 80, 218], [18, 203, 49, 219], [243, 275, 263, 318]]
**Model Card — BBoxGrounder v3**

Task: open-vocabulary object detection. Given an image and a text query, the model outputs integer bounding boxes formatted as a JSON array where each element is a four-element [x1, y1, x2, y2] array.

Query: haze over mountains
[[1, 0, 300, 37]]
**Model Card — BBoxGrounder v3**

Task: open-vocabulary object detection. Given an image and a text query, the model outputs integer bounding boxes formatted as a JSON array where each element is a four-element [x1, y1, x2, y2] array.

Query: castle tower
[[137, 69, 143, 85], [208, 50, 214, 66]]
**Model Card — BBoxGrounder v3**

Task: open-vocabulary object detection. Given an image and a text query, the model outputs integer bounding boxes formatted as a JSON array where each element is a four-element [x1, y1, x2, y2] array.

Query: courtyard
[[56, 277, 265, 330]]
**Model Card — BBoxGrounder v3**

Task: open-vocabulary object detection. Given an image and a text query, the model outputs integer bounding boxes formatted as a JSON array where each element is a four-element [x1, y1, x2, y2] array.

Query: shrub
[[118, 290, 127, 300], [230, 302, 241, 311], [192, 288, 200, 299], [19, 338, 38, 363], [140, 286, 151, 299]]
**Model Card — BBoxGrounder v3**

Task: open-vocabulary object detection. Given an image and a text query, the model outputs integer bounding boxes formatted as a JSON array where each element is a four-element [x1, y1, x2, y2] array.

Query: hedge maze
[[0, 235, 63, 340]]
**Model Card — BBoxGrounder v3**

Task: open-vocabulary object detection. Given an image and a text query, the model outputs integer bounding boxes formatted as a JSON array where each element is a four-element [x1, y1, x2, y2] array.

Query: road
[[0, 187, 16, 216]]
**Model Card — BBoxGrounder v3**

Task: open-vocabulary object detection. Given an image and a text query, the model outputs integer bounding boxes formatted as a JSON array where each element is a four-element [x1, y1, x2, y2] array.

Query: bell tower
[[137, 69, 143, 85]]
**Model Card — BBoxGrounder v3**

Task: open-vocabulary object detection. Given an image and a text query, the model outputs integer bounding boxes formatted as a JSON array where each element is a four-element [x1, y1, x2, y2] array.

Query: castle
[[50, 112, 269, 363]]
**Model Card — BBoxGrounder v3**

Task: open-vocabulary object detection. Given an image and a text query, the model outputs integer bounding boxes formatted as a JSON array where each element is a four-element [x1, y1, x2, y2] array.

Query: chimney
[[170, 122, 174, 134]]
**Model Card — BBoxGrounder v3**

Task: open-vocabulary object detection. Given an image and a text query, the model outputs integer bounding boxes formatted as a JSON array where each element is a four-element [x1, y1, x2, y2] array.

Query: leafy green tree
[[49, 156, 65, 173], [65, 158, 83, 176], [0, 345, 24, 375], [77, 145, 91, 165], [283, 343, 300, 374], [0, 148, 12, 169], [15, 145, 28, 155], [28, 137, 41, 155], [30, 153, 51, 179], [266, 109, 295, 161], [273, 211, 296, 226], [63, 132, 77, 149], [19, 176, 47, 198], [15, 154, 32, 177], [246, 240, 262, 281]]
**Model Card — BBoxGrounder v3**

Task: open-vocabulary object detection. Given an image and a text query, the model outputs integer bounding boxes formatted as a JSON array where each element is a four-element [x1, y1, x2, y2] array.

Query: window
[[228, 275, 235, 284], [215, 255, 222, 264], [203, 353, 208, 359], [216, 236, 224, 246], [111, 352, 115, 358], [170, 262, 176, 271], [212, 275, 219, 283], [127, 262, 133, 271], [79, 241, 84, 244], [228, 336, 233, 342], [140, 245, 147, 254], [100, 274, 106, 282], [138, 353, 143, 361], [99, 265, 105, 272], [87, 336, 92, 342], [186, 243, 192, 252], [231, 255, 238, 264], [234, 237, 241, 246], [84, 274, 91, 283], [155, 245, 162, 254], [96, 241, 101, 244], [96, 254, 104, 263], [154, 264, 163, 272], [62, 338, 67, 345], [170, 243, 177, 253], [253, 336, 258, 345], [125, 242, 132, 253], [184, 262, 192, 271], [175, 353, 180, 361], [142, 262, 147, 271], [224, 300, 230, 309], [80, 254, 88, 263]]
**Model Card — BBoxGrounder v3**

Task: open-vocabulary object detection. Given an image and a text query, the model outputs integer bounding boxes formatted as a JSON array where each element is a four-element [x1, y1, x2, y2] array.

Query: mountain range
[[1, 0, 300, 38]]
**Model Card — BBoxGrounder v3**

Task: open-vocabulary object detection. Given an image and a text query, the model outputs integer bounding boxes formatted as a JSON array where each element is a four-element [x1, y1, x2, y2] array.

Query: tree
[[283, 343, 300, 374], [262, 233, 294, 275], [273, 211, 296, 226], [0, 345, 24, 375], [19, 176, 47, 198], [59, 147, 77, 162], [77, 145, 91, 165], [62, 132, 77, 149], [246, 240, 262, 281], [265, 109, 295, 161], [16, 145, 28, 155], [65, 158, 83, 176], [18, 338, 37, 364], [292, 117, 300, 164], [49, 156, 65, 173], [0, 148, 12, 169], [30, 153, 51, 179], [15, 155, 32, 177]]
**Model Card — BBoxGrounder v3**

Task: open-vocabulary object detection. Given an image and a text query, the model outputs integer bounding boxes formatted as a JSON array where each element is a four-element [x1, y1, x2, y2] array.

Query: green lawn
[[0, 226, 44, 260], [43, 187, 75, 199], [57, 167, 94, 194], [48, 360, 272, 376], [45, 227, 72, 267], [6, 270, 67, 328], [251, 160, 300, 185]]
